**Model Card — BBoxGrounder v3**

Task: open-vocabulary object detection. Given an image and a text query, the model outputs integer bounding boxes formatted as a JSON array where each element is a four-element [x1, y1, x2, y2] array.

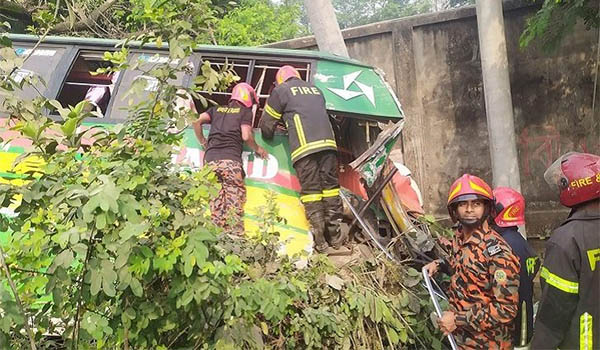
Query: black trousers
[[294, 150, 343, 251]]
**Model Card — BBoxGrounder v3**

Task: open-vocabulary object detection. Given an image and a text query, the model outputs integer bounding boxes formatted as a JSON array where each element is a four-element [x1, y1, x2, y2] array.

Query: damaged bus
[[1, 34, 424, 255]]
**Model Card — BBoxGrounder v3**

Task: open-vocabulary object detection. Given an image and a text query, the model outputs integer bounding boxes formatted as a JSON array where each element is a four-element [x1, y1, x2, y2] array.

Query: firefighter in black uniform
[[259, 65, 347, 254], [492, 187, 540, 348], [531, 152, 600, 350]]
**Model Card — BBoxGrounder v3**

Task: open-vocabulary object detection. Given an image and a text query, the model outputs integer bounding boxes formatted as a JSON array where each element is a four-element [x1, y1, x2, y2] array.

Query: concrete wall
[[265, 1, 599, 237]]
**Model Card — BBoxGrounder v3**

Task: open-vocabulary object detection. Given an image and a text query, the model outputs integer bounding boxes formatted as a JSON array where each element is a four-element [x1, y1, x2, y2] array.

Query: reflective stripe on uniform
[[294, 114, 307, 146], [264, 104, 281, 119], [580, 312, 593, 350], [540, 266, 579, 294], [322, 188, 340, 198], [291, 139, 337, 161], [300, 193, 322, 203]]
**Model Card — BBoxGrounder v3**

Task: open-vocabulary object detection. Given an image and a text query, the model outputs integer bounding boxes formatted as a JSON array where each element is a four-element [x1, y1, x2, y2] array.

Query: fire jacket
[[496, 226, 540, 347], [259, 77, 337, 164], [440, 226, 520, 350], [531, 207, 600, 350]]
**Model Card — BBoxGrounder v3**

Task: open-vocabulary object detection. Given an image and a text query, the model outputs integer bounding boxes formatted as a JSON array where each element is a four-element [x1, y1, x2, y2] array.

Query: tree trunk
[[303, 0, 349, 57]]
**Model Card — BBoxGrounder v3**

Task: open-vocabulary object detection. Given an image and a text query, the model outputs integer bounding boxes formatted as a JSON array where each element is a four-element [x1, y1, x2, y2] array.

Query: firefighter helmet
[[230, 83, 258, 108], [447, 174, 494, 224], [544, 152, 600, 207], [275, 65, 300, 85], [493, 187, 526, 227]]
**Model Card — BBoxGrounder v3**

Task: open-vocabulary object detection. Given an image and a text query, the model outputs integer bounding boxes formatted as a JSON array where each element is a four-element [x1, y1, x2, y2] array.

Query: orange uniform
[[443, 226, 520, 350]]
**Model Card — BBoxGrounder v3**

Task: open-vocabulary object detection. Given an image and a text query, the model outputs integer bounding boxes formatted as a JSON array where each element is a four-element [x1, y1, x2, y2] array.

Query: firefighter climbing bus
[[0, 34, 424, 256]]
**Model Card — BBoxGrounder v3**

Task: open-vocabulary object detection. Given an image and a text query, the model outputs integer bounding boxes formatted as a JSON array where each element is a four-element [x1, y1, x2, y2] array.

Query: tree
[[520, 0, 600, 52], [332, 0, 431, 29], [3, 0, 305, 46], [213, 0, 306, 46]]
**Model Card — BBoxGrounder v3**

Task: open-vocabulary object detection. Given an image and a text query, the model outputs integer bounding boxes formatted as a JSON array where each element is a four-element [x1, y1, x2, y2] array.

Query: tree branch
[[50, 0, 118, 33], [0, 245, 38, 350]]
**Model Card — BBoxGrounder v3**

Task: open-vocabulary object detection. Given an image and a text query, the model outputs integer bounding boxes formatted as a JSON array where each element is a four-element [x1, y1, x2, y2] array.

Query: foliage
[[331, 0, 432, 29], [520, 0, 600, 52], [0, 14, 442, 350], [7, 0, 304, 46], [213, 0, 307, 46]]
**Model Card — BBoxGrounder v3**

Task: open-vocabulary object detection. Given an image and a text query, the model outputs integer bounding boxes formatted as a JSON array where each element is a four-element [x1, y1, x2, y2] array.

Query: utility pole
[[303, 0, 349, 57], [475, 0, 521, 192]]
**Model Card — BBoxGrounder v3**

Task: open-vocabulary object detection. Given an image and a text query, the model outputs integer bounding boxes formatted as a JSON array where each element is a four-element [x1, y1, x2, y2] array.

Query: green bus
[[1, 34, 417, 255]]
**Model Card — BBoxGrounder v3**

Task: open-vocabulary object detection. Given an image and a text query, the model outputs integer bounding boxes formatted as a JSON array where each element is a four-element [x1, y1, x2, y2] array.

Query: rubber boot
[[304, 202, 328, 253], [324, 196, 346, 249]]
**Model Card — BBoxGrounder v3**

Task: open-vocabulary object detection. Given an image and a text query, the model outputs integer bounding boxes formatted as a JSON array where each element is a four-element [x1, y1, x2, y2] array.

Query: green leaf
[[61, 117, 79, 137], [101, 260, 117, 297], [119, 222, 150, 241], [90, 269, 102, 296], [183, 254, 195, 277], [96, 212, 107, 230], [130, 277, 143, 297], [54, 249, 74, 268], [387, 326, 399, 344]]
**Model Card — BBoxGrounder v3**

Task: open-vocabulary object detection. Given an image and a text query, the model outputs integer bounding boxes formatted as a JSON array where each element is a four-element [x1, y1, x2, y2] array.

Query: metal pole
[[303, 0, 349, 57], [340, 191, 395, 261], [422, 266, 459, 350], [475, 0, 522, 192]]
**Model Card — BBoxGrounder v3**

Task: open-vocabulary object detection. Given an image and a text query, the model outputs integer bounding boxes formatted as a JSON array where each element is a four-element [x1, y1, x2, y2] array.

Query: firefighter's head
[[447, 174, 495, 229], [544, 152, 600, 208], [275, 65, 300, 85], [493, 187, 526, 228], [230, 83, 258, 108]]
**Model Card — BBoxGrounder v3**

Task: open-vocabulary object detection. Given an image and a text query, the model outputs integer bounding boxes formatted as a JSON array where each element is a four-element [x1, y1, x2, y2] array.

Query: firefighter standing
[[492, 187, 540, 348], [259, 65, 347, 254], [425, 174, 520, 350], [531, 152, 600, 350], [193, 83, 268, 235]]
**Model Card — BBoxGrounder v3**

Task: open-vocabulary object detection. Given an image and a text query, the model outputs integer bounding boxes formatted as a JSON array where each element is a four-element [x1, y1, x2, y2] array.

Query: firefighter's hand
[[255, 147, 268, 159], [424, 260, 441, 277], [437, 311, 456, 335]]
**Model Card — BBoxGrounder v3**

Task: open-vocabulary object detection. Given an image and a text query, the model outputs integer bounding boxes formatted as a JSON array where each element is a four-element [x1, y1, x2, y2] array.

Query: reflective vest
[[259, 78, 337, 163]]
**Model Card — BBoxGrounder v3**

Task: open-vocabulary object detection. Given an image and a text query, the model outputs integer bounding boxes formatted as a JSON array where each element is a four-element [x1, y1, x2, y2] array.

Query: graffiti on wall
[[519, 125, 600, 178]]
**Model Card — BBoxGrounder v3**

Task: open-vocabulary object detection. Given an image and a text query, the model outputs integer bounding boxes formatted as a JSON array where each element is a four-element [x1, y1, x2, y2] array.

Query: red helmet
[[447, 174, 494, 222], [493, 187, 526, 227], [275, 65, 300, 85], [230, 83, 258, 108], [544, 152, 600, 207]]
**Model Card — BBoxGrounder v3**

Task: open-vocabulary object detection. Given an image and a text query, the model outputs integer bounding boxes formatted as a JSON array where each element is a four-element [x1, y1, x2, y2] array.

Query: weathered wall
[[265, 1, 599, 237]]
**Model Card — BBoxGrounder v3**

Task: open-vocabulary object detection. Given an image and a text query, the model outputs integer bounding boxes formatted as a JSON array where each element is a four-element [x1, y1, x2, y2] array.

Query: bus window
[[194, 56, 251, 111], [56, 51, 118, 117], [109, 53, 192, 119], [2, 45, 67, 103], [250, 61, 309, 127]]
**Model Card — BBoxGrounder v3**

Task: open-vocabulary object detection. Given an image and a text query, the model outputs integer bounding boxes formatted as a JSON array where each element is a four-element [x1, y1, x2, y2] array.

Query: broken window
[[56, 51, 119, 117], [109, 52, 193, 119], [192, 56, 310, 127], [249, 60, 309, 127], [193, 56, 251, 111], [0, 45, 67, 110]]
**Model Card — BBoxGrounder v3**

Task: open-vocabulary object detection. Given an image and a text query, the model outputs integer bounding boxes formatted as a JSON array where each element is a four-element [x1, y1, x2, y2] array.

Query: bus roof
[[7, 34, 371, 68], [8, 34, 404, 120]]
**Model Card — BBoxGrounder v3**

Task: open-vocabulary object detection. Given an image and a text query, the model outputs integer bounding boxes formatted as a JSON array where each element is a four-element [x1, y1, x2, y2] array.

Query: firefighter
[[492, 187, 540, 348], [425, 174, 520, 350], [259, 65, 347, 254], [193, 82, 268, 235], [531, 152, 600, 350]]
